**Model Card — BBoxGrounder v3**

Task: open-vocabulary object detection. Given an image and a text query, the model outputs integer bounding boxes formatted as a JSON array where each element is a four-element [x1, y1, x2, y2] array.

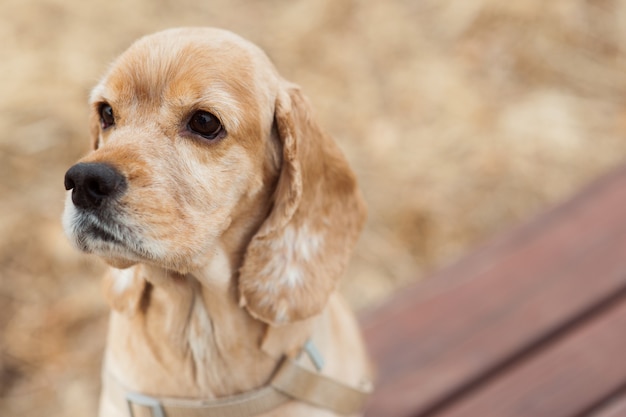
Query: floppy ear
[[238, 82, 367, 325]]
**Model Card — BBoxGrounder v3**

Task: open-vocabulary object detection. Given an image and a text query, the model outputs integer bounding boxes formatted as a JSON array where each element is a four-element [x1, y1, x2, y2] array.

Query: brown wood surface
[[588, 393, 626, 417], [361, 165, 626, 417], [436, 295, 626, 417]]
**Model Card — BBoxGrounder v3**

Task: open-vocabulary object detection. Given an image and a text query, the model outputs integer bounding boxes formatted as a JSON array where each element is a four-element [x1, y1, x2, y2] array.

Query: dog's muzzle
[[64, 162, 127, 210]]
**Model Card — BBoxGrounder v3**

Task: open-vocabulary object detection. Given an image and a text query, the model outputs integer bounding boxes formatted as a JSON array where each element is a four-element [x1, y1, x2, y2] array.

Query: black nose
[[64, 162, 127, 210]]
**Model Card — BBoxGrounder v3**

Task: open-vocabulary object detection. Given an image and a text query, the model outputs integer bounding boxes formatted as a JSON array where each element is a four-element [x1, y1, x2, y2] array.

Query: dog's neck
[[104, 264, 265, 396], [103, 238, 310, 400]]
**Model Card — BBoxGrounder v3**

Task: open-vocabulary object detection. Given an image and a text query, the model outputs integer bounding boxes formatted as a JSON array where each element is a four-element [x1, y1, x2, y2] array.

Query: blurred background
[[2, 0, 626, 415]]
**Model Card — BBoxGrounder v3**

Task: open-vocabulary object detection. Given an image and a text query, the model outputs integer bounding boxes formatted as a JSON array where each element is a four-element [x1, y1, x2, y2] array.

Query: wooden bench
[[361, 164, 626, 417]]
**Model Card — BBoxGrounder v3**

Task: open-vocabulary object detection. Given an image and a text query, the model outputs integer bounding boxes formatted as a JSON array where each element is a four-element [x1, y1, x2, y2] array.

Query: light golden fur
[[63, 27, 370, 416]]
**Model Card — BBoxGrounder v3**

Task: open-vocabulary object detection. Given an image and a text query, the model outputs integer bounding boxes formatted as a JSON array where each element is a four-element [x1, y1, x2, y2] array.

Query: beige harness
[[105, 341, 372, 416]]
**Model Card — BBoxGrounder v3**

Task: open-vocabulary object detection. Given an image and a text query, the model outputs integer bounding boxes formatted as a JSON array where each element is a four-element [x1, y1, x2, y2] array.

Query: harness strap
[[106, 373, 291, 417], [270, 357, 371, 415], [106, 350, 372, 416]]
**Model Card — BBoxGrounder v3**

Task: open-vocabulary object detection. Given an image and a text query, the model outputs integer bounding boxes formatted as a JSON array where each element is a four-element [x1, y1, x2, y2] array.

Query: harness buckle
[[302, 339, 325, 371], [126, 391, 165, 417]]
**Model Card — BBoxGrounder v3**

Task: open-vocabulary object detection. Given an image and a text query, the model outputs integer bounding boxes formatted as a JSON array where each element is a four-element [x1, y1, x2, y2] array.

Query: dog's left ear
[[238, 81, 367, 325]]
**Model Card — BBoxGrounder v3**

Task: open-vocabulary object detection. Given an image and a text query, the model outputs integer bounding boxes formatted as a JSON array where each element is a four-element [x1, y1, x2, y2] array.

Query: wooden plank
[[366, 228, 626, 416], [362, 165, 626, 417], [433, 296, 626, 417], [587, 391, 626, 417]]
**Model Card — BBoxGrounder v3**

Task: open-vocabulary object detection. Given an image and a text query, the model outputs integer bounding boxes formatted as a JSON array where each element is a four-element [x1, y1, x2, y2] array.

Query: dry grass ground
[[2, 0, 626, 415]]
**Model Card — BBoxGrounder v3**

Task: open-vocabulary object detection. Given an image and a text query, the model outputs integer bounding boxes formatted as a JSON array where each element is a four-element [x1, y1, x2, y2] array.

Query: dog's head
[[63, 28, 366, 325]]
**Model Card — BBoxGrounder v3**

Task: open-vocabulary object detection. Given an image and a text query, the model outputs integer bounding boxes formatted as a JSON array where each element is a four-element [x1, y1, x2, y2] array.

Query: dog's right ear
[[102, 267, 151, 316]]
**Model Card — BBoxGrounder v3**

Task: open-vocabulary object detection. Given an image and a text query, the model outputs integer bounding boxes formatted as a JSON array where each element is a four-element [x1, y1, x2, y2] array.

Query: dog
[[63, 27, 372, 417]]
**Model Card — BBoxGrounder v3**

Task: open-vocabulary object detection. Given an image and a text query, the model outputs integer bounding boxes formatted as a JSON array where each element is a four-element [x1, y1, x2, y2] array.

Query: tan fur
[[63, 27, 370, 417]]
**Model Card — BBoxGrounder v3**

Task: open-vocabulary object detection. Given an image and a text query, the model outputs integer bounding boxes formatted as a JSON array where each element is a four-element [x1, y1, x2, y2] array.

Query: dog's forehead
[[93, 28, 278, 114]]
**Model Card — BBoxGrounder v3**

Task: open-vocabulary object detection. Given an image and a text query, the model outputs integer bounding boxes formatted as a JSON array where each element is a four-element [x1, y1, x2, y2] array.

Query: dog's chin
[[65, 225, 139, 268], [70, 229, 141, 264], [69, 227, 194, 273], [63, 206, 201, 274]]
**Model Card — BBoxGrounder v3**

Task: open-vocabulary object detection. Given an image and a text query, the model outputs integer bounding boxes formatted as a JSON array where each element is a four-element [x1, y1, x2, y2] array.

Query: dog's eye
[[99, 103, 115, 129], [188, 111, 223, 140]]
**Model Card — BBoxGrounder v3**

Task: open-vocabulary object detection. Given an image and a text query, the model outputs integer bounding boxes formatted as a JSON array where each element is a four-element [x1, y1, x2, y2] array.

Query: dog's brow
[[90, 84, 107, 104], [198, 85, 243, 131]]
